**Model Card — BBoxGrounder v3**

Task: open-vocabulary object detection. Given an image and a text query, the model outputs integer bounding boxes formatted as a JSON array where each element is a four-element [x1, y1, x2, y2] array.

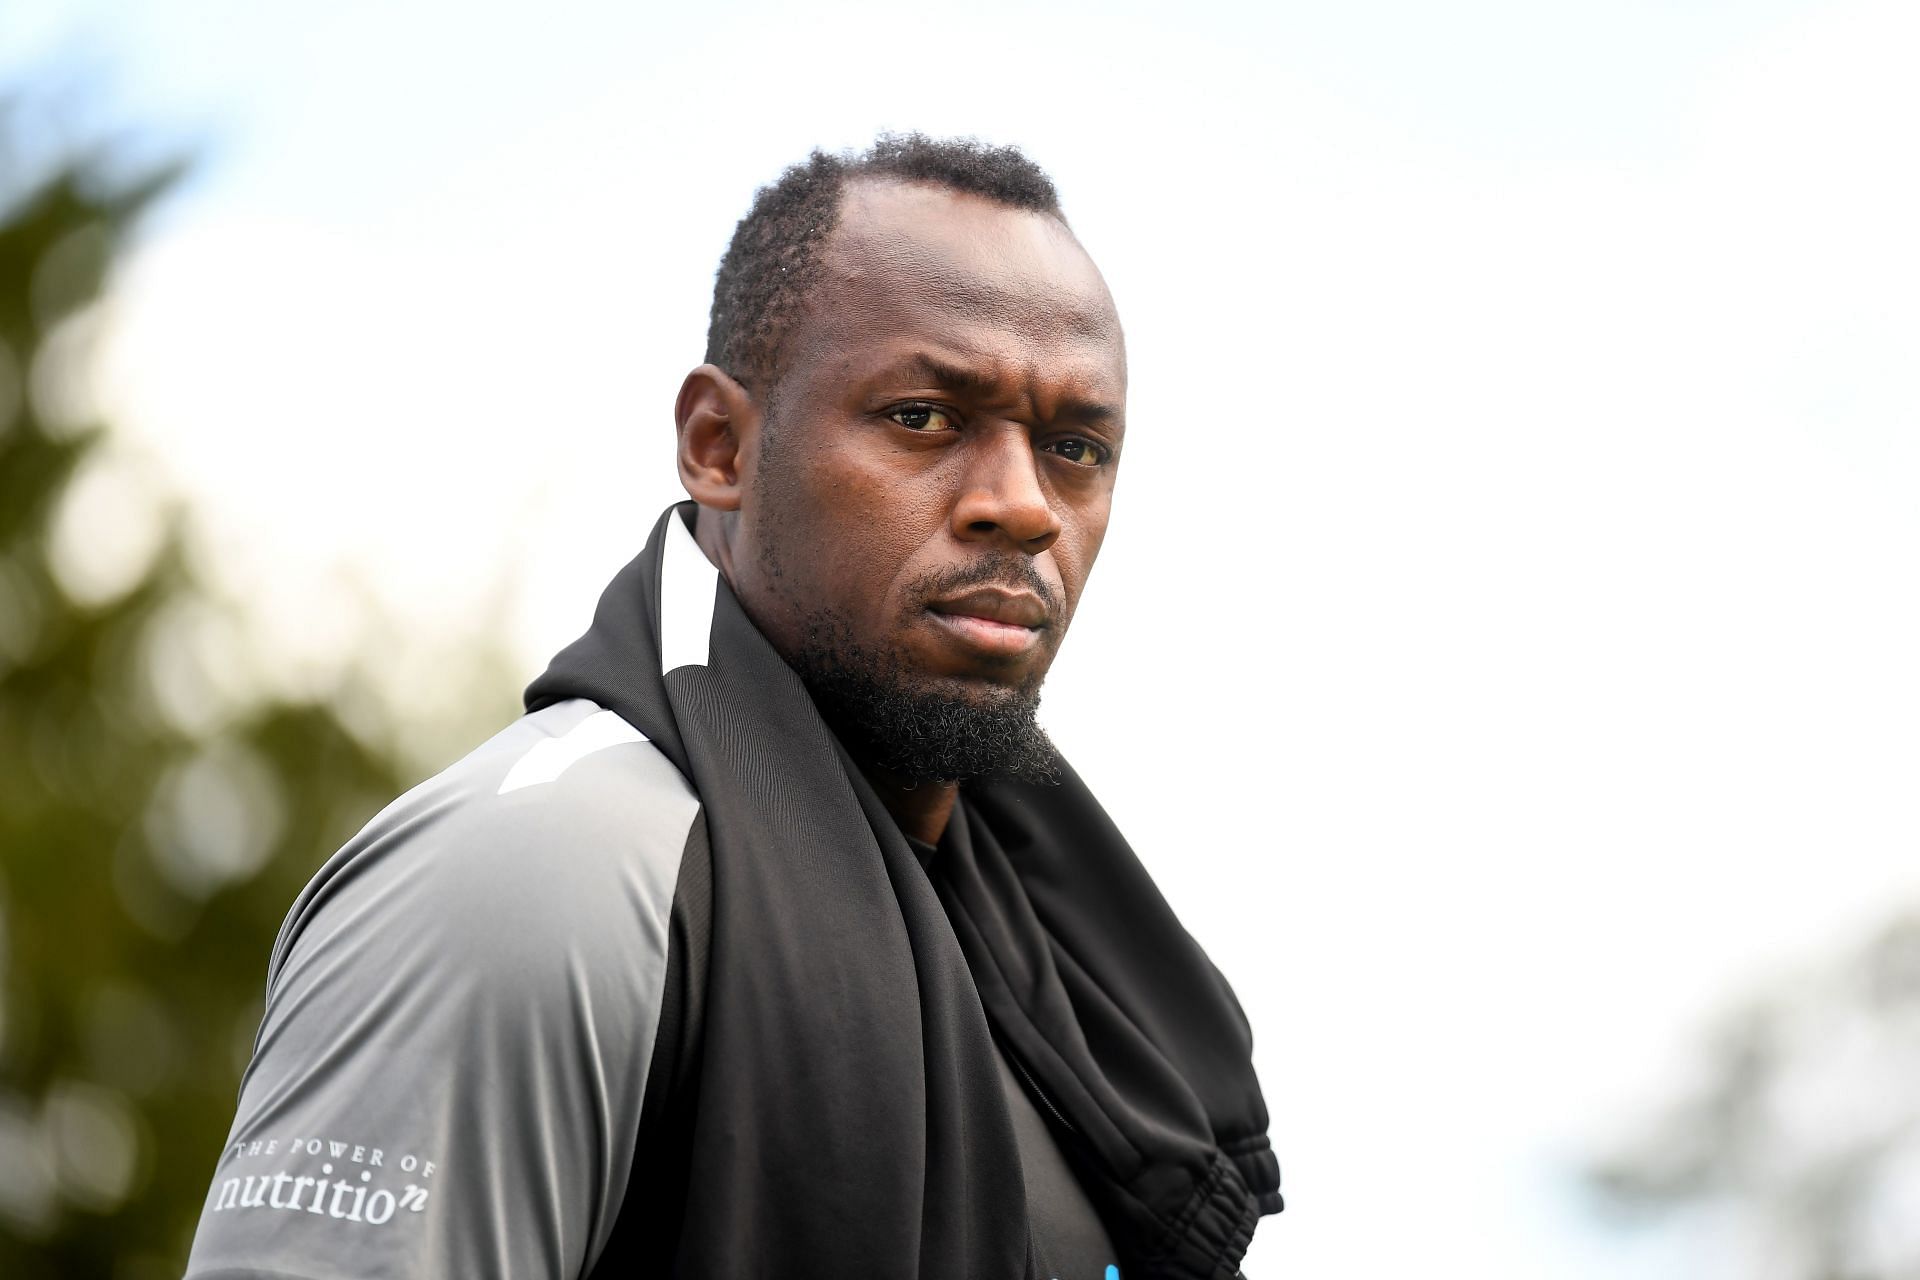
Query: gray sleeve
[[184, 702, 699, 1280]]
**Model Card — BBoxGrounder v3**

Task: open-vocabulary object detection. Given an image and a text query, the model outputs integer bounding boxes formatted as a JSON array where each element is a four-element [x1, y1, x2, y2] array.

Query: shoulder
[[192, 701, 698, 1277], [414, 696, 697, 867], [268, 698, 701, 997]]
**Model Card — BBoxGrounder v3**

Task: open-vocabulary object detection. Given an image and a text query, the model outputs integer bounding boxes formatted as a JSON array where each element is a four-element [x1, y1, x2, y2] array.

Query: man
[[186, 134, 1281, 1279]]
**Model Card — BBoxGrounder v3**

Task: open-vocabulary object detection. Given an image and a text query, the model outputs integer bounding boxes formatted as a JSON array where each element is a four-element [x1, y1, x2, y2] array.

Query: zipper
[[997, 1031, 1081, 1138]]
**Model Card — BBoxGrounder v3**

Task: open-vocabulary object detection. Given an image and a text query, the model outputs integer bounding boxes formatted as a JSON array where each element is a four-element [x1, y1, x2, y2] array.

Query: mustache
[[908, 556, 1063, 621]]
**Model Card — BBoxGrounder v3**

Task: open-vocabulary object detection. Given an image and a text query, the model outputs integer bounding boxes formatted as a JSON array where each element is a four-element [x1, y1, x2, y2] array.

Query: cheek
[[759, 444, 940, 616], [813, 437, 949, 540], [1053, 500, 1112, 618]]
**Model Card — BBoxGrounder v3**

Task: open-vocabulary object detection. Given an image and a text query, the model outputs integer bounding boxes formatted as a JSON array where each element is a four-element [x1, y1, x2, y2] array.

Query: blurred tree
[[0, 107, 518, 1277], [1588, 914, 1920, 1280]]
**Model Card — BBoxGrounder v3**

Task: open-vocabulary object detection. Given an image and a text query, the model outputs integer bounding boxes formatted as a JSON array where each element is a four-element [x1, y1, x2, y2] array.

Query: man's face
[[728, 178, 1127, 780]]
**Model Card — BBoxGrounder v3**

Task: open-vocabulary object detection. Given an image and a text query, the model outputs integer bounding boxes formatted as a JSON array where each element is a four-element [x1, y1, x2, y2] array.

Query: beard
[[747, 413, 1062, 785], [780, 606, 1060, 786]]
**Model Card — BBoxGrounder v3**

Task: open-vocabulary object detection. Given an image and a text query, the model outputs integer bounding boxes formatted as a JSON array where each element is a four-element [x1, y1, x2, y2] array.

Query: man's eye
[[888, 405, 958, 432], [1042, 438, 1111, 467]]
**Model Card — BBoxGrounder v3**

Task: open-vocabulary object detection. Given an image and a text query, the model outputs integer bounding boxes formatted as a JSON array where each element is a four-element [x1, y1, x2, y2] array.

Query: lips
[[927, 588, 1049, 630], [924, 588, 1049, 659]]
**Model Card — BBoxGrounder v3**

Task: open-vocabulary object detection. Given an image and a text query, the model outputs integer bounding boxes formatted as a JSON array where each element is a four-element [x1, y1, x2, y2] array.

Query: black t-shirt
[[991, 1045, 1122, 1280], [907, 823, 1122, 1280]]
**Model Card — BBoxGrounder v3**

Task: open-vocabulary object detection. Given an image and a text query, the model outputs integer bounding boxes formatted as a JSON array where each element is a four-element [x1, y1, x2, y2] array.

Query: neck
[[861, 763, 958, 846], [692, 504, 739, 581]]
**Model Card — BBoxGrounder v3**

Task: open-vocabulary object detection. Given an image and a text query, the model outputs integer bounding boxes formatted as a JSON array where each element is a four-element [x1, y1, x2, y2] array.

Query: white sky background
[[7, 0, 1919, 1274]]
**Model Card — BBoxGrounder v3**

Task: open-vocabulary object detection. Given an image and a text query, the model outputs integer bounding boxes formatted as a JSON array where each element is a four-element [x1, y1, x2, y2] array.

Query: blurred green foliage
[[0, 109, 515, 1277]]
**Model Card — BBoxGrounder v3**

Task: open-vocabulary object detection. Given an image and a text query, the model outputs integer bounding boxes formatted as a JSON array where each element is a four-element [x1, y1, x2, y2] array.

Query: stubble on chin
[[746, 436, 1060, 783], [777, 606, 1059, 786]]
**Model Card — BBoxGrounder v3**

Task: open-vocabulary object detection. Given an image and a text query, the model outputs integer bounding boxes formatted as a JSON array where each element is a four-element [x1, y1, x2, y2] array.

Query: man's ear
[[676, 364, 759, 511]]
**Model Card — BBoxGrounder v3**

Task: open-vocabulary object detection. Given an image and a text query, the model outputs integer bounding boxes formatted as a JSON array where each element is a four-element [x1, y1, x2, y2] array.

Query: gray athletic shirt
[[187, 700, 695, 1278], [187, 698, 1120, 1279]]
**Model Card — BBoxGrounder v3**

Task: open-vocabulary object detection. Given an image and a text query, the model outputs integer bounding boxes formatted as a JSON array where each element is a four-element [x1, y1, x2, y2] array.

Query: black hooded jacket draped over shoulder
[[525, 504, 1282, 1278]]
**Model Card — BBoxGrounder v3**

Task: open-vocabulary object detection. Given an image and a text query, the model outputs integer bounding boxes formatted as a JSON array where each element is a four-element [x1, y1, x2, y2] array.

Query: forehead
[[787, 179, 1125, 379]]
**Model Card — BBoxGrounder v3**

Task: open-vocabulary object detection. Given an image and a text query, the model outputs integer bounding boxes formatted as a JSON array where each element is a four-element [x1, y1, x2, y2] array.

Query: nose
[[950, 425, 1062, 554]]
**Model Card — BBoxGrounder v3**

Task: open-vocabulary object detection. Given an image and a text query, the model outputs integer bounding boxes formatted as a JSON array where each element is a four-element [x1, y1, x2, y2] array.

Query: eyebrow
[[893, 352, 999, 397], [887, 352, 1120, 426]]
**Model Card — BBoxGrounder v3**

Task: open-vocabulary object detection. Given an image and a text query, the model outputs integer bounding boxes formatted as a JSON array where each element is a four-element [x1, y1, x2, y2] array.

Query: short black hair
[[705, 133, 1065, 393]]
